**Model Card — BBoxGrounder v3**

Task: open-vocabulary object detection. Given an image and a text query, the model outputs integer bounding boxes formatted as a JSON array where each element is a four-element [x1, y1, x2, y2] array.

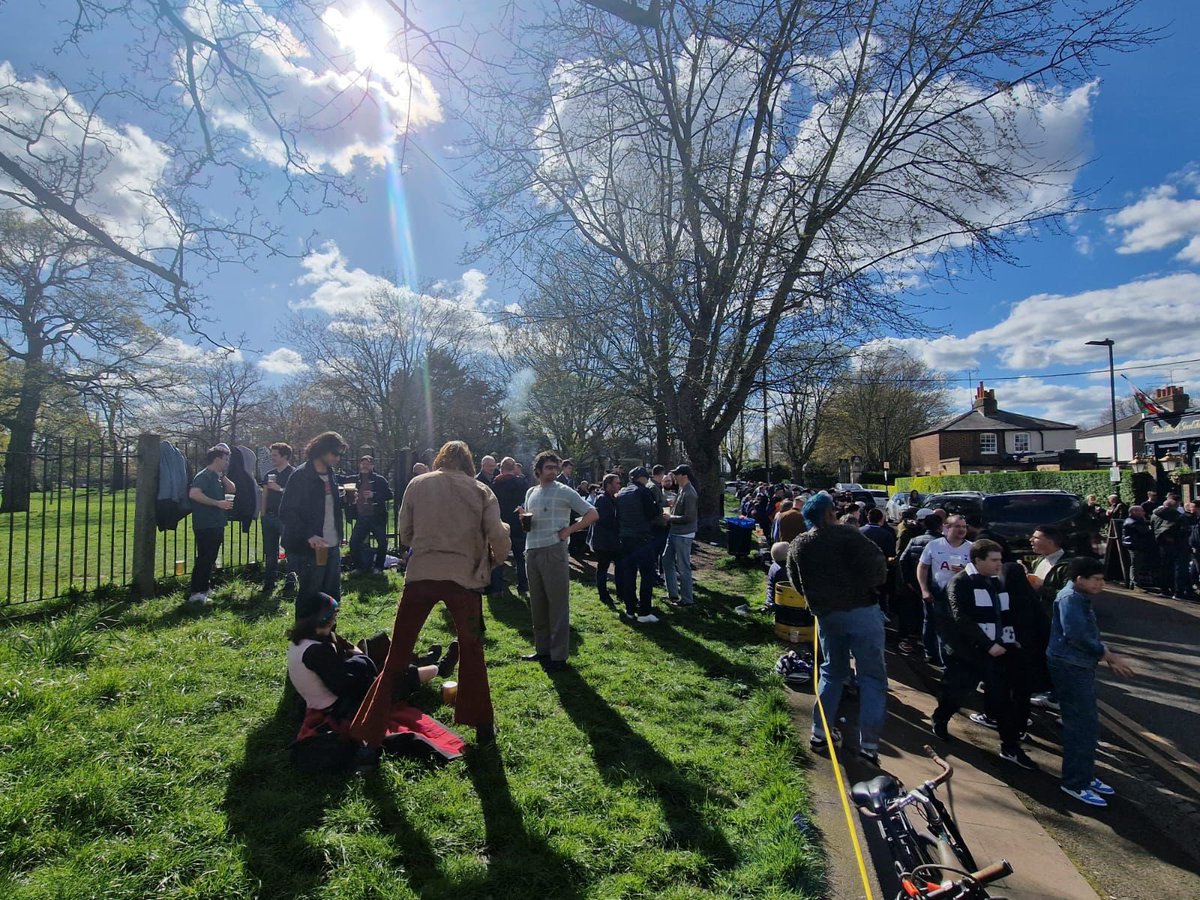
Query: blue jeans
[[1048, 659, 1099, 791], [813, 605, 889, 751], [662, 534, 694, 604], [923, 589, 944, 664], [295, 544, 342, 611], [349, 516, 388, 571]]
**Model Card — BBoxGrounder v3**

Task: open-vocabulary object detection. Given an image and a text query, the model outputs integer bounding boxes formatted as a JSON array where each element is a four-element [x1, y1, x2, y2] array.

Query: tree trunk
[[1, 351, 48, 513], [679, 429, 725, 533]]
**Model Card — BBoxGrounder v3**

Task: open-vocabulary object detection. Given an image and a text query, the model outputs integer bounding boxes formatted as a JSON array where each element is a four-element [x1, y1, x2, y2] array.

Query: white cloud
[[258, 347, 308, 375], [0, 62, 174, 249], [1108, 165, 1200, 262], [183, 0, 442, 175], [293, 241, 392, 316]]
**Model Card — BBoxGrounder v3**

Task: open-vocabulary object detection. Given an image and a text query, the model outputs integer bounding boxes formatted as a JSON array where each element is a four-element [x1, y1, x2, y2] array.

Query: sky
[[2, 0, 1199, 430]]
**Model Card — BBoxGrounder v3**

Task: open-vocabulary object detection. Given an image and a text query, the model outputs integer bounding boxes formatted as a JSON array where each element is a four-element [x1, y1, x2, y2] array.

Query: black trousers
[[616, 538, 656, 616], [593, 549, 622, 606], [190, 527, 225, 593], [933, 648, 1032, 748]]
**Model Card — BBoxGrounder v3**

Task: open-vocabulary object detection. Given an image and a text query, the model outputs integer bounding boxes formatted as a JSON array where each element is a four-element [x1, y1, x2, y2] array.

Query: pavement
[[791, 585, 1200, 898]]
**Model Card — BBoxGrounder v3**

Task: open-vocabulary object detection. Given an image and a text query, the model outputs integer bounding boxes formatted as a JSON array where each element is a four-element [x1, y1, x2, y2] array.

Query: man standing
[[916, 514, 973, 666], [556, 458, 577, 489], [1121, 505, 1155, 590], [347, 455, 393, 575], [663, 464, 698, 608], [590, 473, 623, 607], [931, 540, 1039, 770], [1141, 491, 1160, 517], [616, 466, 666, 622], [280, 431, 349, 609], [489, 456, 530, 596], [412, 461, 429, 477], [519, 451, 597, 670], [476, 454, 498, 487], [1026, 525, 1072, 710], [260, 442, 296, 595], [187, 446, 235, 604], [1151, 498, 1195, 599], [787, 492, 888, 764]]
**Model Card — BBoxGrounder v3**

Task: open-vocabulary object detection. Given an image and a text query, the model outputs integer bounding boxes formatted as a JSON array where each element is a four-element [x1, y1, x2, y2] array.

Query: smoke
[[504, 367, 537, 419]]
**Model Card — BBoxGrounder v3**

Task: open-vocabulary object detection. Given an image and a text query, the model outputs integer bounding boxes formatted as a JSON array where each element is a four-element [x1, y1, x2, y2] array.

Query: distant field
[[0, 489, 264, 607]]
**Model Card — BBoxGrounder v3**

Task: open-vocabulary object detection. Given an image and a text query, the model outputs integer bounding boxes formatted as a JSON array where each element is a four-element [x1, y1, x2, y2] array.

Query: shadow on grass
[[483, 587, 587, 652], [548, 667, 738, 868], [222, 687, 348, 900]]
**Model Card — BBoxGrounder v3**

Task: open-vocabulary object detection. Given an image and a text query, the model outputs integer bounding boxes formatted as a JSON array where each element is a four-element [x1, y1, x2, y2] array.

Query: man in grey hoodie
[[664, 464, 699, 607], [788, 491, 889, 764]]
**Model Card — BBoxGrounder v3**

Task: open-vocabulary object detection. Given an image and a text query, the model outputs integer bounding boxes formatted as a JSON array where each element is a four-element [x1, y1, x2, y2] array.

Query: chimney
[[1153, 385, 1189, 415], [973, 382, 998, 416]]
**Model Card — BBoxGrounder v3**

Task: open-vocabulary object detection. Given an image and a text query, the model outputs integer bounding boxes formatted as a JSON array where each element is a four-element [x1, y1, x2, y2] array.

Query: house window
[[979, 433, 998, 455], [1013, 432, 1031, 453]]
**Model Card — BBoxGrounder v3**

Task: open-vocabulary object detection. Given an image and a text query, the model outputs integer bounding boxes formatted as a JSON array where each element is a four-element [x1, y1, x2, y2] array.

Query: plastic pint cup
[[315, 545, 329, 566], [174, 559, 185, 576], [442, 681, 458, 706]]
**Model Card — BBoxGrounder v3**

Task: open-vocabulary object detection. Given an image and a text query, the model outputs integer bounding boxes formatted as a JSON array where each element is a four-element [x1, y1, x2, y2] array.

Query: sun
[[324, 5, 393, 69]]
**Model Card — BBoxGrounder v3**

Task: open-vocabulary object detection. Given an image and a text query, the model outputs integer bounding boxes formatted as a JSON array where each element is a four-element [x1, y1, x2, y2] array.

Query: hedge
[[893, 469, 1156, 502]]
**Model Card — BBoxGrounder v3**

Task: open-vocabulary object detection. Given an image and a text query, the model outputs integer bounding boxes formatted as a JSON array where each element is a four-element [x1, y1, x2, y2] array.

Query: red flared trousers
[[350, 579, 493, 745]]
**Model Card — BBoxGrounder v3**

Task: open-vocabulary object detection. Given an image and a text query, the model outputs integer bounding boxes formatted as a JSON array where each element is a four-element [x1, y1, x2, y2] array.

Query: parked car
[[834, 482, 865, 493], [922, 490, 1099, 559], [865, 489, 889, 511]]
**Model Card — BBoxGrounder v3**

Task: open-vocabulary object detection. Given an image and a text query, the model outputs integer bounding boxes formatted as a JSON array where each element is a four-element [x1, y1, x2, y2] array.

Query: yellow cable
[[813, 622, 877, 900]]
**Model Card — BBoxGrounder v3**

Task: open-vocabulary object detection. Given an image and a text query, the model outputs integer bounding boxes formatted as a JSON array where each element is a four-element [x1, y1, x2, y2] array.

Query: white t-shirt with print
[[919, 537, 974, 590]]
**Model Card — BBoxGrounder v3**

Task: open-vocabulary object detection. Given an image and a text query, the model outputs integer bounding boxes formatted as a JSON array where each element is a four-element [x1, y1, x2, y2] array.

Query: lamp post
[[1086, 338, 1120, 483]]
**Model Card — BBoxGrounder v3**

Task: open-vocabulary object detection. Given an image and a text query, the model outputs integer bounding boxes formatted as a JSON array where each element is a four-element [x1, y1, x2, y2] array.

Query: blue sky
[[2, 0, 1198, 429]]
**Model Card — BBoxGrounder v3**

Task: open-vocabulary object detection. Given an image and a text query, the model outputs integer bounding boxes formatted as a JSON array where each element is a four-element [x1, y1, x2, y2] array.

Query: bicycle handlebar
[[921, 744, 954, 789], [923, 860, 1013, 898]]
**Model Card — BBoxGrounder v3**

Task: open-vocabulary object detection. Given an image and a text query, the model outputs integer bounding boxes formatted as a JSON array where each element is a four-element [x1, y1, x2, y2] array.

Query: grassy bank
[[0, 549, 823, 898]]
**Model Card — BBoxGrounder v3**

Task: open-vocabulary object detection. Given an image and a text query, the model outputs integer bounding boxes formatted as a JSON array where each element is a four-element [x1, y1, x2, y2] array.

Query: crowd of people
[[774, 489, 1142, 808], [184, 436, 1175, 801], [184, 435, 702, 768]]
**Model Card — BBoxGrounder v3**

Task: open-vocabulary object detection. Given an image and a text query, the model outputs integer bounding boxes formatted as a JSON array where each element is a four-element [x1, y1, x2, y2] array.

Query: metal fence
[[0, 437, 415, 608]]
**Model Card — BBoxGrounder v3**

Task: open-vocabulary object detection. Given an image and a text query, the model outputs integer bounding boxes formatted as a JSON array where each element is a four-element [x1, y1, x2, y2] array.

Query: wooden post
[[132, 433, 161, 598]]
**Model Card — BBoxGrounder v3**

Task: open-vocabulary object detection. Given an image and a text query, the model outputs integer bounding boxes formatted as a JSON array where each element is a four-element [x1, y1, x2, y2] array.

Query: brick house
[[909, 384, 1081, 476]]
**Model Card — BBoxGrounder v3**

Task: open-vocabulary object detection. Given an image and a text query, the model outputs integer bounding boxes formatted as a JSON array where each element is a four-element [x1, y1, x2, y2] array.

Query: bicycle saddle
[[850, 774, 903, 812]]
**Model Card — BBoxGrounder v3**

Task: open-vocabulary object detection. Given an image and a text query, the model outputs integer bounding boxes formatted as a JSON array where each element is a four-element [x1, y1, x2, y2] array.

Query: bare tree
[[773, 349, 847, 480], [816, 348, 951, 474], [463, 0, 1148, 522], [158, 352, 268, 449], [288, 281, 485, 454], [0, 212, 175, 510]]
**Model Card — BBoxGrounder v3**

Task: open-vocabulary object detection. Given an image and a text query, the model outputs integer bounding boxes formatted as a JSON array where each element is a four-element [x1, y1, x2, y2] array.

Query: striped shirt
[[524, 481, 594, 550]]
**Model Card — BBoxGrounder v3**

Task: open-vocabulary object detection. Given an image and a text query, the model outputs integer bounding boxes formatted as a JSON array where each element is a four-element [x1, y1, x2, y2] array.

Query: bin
[[774, 582, 816, 644], [723, 516, 757, 557]]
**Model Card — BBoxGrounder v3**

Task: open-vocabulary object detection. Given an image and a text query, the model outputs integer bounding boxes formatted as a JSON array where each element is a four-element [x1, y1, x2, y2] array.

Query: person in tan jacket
[[351, 441, 510, 750]]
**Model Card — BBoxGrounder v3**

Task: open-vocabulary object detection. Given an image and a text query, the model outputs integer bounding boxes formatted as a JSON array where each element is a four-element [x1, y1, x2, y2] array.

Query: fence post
[[132, 433, 161, 598]]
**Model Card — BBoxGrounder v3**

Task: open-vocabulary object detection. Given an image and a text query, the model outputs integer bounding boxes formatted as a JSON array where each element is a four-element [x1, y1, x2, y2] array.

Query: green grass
[[0, 554, 824, 898]]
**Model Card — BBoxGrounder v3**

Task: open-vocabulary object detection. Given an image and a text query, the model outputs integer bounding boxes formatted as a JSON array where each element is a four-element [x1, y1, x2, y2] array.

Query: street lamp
[[1086, 338, 1120, 483]]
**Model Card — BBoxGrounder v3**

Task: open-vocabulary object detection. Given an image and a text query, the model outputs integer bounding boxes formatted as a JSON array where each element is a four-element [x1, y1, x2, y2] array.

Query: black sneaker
[[858, 748, 880, 766], [999, 746, 1039, 771], [931, 717, 951, 741]]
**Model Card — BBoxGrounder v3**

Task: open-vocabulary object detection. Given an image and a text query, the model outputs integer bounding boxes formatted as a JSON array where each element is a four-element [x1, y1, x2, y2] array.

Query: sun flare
[[324, 5, 393, 69]]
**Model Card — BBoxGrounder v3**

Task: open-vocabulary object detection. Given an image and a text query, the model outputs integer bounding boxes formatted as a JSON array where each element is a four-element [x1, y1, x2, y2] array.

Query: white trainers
[[1061, 785, 1108, 807], [636, 614, 660, 624], [1090, 778, 1115, 796], [1030, 693, 1060, 711]]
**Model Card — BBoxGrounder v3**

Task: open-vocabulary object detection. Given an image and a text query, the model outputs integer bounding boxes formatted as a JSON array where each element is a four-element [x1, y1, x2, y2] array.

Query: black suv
[[923, 490, 1099, 559]]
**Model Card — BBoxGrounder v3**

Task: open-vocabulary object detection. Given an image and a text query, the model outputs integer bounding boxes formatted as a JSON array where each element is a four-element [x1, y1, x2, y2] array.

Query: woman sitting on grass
[[287, 592, 464, 770]]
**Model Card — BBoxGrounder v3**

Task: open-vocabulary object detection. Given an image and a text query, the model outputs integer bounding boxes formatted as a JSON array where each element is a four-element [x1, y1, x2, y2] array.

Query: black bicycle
[[850, 745, 1012, 899]]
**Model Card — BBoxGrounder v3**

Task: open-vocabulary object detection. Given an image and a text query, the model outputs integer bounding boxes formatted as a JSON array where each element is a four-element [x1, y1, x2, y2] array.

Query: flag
[[1120, 374, 1168, 417]]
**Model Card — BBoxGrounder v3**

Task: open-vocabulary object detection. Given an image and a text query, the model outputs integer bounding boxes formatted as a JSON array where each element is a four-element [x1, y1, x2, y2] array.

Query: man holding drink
[[346, 455, 393, 576], [187, 445, 235, 605], [260, 442, 296, 595], [280, 431, 349, 611], [518, 451, 597, 671]]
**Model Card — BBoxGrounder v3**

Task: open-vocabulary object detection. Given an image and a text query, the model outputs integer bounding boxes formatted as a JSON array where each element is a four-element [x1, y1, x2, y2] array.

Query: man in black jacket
[[590, 473, 623, 607], [787, 492, 888, 764], [280, 431, 349, 609], [615, 467, 666, 623], [930, 540, 1039, 771], [489, 457, 530, 596], [1151, 498, 1196, 600], [1121, 505, 1156, 590], [261, 441, 297, 595], [345, 455, 393, 575]]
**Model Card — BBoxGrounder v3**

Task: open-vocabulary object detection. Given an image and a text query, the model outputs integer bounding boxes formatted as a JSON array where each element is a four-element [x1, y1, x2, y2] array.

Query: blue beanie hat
[[801, 491, 834, 529]]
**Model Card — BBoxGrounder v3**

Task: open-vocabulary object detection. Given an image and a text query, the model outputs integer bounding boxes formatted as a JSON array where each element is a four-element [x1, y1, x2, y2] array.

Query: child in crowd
[[1048, 557, 1135, 807]]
